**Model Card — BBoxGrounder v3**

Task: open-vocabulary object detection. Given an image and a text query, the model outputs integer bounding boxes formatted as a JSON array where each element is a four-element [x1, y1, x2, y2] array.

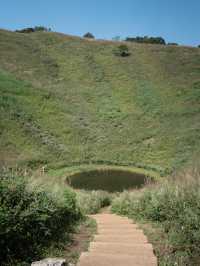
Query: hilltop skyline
[[1, 0, 200, 46]]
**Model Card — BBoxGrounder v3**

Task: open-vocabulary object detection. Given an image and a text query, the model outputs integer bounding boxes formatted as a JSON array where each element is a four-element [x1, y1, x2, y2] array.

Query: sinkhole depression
[[67, 168, 153, 192]]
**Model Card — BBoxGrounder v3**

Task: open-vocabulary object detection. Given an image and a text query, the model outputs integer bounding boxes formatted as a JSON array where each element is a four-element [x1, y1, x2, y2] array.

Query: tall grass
[[76, 190, 113, 215], [28, 171, 113, 215], [1, 30, 200, 174], [112, 167, 200, 265]]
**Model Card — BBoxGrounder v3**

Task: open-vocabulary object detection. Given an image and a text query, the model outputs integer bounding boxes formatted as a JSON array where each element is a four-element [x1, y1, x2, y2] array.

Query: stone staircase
[[77, 213, 157, 266]]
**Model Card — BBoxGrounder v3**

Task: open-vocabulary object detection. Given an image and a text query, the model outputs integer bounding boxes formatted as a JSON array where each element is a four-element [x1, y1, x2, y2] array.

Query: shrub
[[16, 26, 50, 34], [0, 172, 81, 265], [114, 45, 130, 57], [126, 36, 166, 45], [168, 42, 178, 46], [34, 26, 50, 32], [111, 169, 200, 264], [16, 28, 35, 33], [83, 32, 95, 39], [76, 190, 112, 214]]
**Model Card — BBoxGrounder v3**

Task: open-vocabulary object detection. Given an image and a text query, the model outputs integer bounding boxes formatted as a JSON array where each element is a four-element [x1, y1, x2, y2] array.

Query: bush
[[76, 190, 112, 214], [16, 26, 51, 34], [16, 28, 35, 33], [0, 172, 81, 265], [126, 36, 166, 45], [34, 26, 51, 32], [111, 169, 200, 264], [168, 42, 178, 46], [113, 45, 130, 57], [83, 32, 95, 39]]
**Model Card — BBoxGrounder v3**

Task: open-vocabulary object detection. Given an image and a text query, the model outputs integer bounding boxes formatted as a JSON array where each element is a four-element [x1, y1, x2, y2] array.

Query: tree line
[[15, 27, 200, 48], [16, 26, 51, 33]]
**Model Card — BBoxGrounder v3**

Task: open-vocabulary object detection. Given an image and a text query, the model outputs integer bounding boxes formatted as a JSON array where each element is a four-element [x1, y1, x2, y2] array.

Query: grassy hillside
[[0, 29, 200, 174]]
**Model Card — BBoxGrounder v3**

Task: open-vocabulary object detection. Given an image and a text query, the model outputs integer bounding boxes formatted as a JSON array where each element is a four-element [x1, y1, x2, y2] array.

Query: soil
[[63, 218, 96, 265]]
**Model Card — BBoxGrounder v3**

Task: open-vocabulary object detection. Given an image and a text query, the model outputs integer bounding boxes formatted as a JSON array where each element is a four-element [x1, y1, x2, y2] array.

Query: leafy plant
[[113, 44, 130, 57], [0, 172, 82, 265]]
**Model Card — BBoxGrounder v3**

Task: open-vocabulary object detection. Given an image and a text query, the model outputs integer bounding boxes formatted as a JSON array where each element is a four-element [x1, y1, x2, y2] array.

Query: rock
[[31, 258, 66, 266]]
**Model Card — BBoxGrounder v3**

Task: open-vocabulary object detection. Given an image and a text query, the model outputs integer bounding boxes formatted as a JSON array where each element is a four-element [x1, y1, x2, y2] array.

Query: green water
[[68, 169, 150, 192]]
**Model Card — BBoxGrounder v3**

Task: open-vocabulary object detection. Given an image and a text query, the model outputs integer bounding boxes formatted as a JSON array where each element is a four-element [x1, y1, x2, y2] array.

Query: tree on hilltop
[[83, 32, 95, 39], [16, 26, 51, 33], [168, 42, 178, 46], [126, 36, 166, 45]]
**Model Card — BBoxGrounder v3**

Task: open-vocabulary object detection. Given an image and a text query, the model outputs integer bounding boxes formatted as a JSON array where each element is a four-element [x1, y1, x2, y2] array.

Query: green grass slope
[[0, 29, 200, 174]]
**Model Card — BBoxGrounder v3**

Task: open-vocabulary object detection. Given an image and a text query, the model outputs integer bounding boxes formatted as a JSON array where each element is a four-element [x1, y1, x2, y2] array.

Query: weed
[[76, 190, 112, 214], [112, 168, 200, 265]]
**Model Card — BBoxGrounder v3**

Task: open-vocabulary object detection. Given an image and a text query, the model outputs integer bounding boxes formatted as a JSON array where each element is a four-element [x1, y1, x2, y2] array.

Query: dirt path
[[77, 213, 157, 266]]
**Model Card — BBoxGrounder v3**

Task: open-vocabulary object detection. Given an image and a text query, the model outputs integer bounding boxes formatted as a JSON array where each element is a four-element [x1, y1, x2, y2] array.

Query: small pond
[[67, 169, 152, 192]]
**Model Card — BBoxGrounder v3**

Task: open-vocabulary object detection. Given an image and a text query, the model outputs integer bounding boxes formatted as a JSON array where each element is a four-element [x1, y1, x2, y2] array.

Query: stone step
[[93, 215, 131, 220], [77, 252, 157, 266], [89, 249, 154, 258], [96, 220, 133, 224], [78, 213, 157, 266], [95, 218, 133, 222], [89, 241, 154, 250], [95, 232, 146, 238], [97, 228, 144, 234], [97, 219, 134, 223], [90, 214, 126, 218], [94, 234, 148, 243], [97, 223, 138, 230], [92, 214, 132, 220], [89, 242, 154, 256], [93, 214, 131, 218]]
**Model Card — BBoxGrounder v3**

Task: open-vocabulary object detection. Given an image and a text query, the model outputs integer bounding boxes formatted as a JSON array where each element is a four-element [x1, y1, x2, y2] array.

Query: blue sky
[[0, 0, 199, 46]]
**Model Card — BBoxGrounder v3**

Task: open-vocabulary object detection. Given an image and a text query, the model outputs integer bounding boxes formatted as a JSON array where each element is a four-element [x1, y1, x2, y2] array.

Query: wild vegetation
[[0, 29, 200, 175], [0, 170, 82, 265], [112, 167, 200, 265], [83, 32, 95, 39], [167, 42, 178, 46], [16, 26, 51, 33], [0, 28, 200, 265], [76, 190, 112, 214], [113, 44, 130, 57], [126, 36, 166, 45]]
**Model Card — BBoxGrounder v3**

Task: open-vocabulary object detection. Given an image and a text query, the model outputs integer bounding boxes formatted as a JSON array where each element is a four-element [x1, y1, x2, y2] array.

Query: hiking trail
[[77, 213, 157, 266]]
